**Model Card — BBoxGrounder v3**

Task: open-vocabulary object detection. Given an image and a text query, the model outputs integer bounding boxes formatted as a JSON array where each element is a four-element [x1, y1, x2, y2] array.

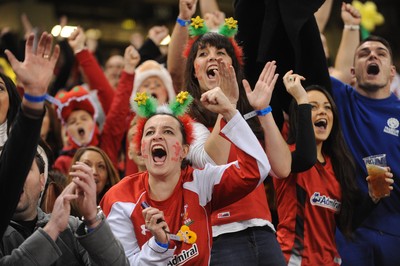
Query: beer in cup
[[363, 154, 390, 198]]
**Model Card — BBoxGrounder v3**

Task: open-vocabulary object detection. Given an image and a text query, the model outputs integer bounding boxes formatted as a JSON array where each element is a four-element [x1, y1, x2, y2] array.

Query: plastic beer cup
[[363, 154, 389, 198]]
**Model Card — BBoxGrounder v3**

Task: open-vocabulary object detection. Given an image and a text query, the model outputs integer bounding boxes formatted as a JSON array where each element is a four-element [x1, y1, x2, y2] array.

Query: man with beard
[[331, 35, 400, 266]]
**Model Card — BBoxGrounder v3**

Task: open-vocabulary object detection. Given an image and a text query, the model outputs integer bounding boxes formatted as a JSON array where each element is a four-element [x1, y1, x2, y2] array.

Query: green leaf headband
[[188, 16, 238, 38], [133, 91, 194, 118], [185, 16, 243, 66]]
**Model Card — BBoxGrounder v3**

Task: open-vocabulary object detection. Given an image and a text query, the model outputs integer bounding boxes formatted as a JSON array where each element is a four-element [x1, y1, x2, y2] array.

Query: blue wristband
[[24, 93, 47, 103], [177, 17, 190, 27], [243, 106, 272, 120], [155, 239, 169, 249], [256, 106, 272, 116]]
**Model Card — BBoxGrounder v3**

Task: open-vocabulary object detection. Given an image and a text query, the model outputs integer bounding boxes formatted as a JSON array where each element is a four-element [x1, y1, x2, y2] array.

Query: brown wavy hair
[[68, 146, 120, 204]]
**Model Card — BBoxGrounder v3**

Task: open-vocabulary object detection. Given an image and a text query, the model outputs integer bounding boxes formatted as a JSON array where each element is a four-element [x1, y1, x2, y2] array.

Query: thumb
[[242, 79, 252, 94], [4, 49, 19, 70]]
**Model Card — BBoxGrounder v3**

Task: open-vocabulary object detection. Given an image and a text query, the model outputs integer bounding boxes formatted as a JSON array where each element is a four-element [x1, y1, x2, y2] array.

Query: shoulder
[[101, 172, 147, 215]]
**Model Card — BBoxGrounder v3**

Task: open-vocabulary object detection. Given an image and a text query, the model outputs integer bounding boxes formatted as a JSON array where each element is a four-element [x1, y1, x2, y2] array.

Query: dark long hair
[[0, 72, 21, 134], [288, 85, 359, 238], [184, 32, 263, 139]]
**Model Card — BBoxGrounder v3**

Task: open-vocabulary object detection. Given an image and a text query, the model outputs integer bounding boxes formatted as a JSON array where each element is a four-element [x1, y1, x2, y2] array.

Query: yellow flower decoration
[[224, 17, 238, 30], [0, 58, 16, 84], [191, 16, 204, 29], [134, 92, 148, 106], [352, 0, 384, 32], [176, 91, 189, 104]]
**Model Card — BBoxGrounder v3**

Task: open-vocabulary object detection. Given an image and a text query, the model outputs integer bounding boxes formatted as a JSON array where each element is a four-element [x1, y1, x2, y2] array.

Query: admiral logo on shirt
[[167, 244, 199, 266], [383, 117, 399, 137], [310, 192, 341, 212]]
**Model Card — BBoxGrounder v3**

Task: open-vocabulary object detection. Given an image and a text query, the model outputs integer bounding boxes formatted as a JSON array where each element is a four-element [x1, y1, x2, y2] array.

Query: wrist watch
[[83, 206, 105, 227]]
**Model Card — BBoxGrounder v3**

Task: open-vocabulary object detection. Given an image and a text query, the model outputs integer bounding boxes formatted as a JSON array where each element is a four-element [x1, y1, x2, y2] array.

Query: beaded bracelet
[[344, 24, 360, 31], [23, 93, 48, 103], [244, 106, 272, 120], [177, 17, 191, 27]]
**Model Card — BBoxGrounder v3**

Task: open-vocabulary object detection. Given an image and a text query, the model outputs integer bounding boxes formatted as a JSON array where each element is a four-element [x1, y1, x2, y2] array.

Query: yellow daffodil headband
[[183, 16, 244, 65]]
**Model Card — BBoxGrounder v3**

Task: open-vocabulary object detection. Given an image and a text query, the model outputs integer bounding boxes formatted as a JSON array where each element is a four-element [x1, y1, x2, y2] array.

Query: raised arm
[[244, 61, 291, 178], [68, 27, 115, 113], [187, 58, 243, 167], [194, 87, 271, 210], [200, 0, 225, 30], [138, 25, 168, 65], [314, 0, 333, 33], [0, 32, 59, 238], [331, 2, 361, 84], [167, 0, 197, 93], [100, 45, 140, 168], [282, 70, 317, 172]]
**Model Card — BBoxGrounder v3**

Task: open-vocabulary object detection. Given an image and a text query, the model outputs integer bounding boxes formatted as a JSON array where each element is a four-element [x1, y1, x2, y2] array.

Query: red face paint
[[171, 141, 182, 162], [141, 140, 149, 159], [194, 63, 202, 80]]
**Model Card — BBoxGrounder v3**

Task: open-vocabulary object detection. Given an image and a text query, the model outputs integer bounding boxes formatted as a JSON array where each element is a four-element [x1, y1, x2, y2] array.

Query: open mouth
[[151, 93, 158, 99], [367, 64, 380, 75], [152, 146, 167, 163], [314, 119, 327, 129], [78, 127, 85, 137], [206, 66, 218, 79]]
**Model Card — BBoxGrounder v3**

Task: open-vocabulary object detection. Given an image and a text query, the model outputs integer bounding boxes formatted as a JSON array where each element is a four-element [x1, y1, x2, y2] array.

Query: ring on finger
[[43, 54, 50, 59], [289, 77, 294, 82]]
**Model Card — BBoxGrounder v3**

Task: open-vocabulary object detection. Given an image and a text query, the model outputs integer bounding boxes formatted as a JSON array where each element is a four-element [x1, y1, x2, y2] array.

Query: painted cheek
[[171, 141, 182, 162], [194, 63, 202, 80], [141, 140, 149, 159]]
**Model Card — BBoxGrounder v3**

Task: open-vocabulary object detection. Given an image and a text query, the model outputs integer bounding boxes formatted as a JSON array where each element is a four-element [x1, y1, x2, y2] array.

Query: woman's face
[[141, 115, 188, 178], [78, 150, 108, 197], [0, 77, 10, 124], [193, 44, 233, 92], [308, 90, 334, 144]]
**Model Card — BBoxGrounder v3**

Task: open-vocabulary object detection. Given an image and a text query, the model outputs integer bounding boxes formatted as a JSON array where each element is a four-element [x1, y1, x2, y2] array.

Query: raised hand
[[200, 87, 237, 121], [283, 70, 308, 105], [123, 45, 141, 74], [68, 27, 86, 53], [179, 0, 198, 20], [204, 11, 226, 29], [215, 58, 239, 104], [69, 162, 98, 224], [243, 61, 279, 111], [341, 2, 362, 26], [148, 26, 169, 46], [5, 32, 60, 97]]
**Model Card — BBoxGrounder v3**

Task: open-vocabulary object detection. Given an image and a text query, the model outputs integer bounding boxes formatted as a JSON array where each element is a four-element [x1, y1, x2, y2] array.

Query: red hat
[[54, 86, 97, 124]]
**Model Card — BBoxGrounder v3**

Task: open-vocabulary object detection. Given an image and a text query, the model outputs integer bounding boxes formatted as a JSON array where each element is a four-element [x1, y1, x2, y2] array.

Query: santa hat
[[54, 86, 97, 124], [130, 60, 176, 111]]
